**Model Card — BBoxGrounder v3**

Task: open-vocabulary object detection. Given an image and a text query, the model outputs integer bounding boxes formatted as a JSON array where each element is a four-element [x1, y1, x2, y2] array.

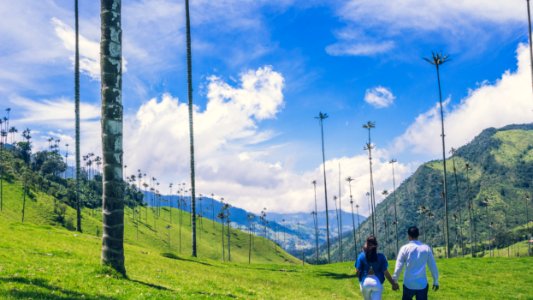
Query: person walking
[[355, 236, 399, 300], [392, 226, 439, 300]]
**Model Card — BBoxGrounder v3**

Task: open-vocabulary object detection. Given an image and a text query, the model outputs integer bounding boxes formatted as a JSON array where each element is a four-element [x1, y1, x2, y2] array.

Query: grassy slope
[[0, 180, 298, 265], [0, 181, 532, 299]]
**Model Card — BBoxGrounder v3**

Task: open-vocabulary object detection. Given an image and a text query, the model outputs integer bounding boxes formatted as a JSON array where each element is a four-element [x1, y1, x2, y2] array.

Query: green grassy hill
[[324, 124, 533, 261], [0, 156, 532, 299], [0, 212, 531, 299], [0, 179, 298, 265]]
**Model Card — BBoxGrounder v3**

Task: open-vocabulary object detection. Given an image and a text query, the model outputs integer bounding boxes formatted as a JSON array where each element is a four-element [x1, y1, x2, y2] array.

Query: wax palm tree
[[424, 51, 451, 258], [363, 121, 377, 237], [337, 163, 343, 262], [311, 180, 319, 263], [346, 176, 357, 257], [333, 195, 341, 261], [100, 0, 125, 275], [72, 0, 83, 233], [479, 198, 491, 253], [527, 0, 533, 95], [184, 0, 198, 258], [217, 211, 225, 261], [450, 148, 464, 256], [247, 213, 255, 264], [315, 112, 331, 262], [387, 159, 399, 255], [464, 162, 476, 256], [8, 127, 17, 144], [21, 129, 31, 222], [417, 205, 428, 240]]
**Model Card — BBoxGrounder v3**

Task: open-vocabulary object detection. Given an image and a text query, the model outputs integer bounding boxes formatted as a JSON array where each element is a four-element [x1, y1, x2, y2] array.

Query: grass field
[[0, 181, 532, 299]]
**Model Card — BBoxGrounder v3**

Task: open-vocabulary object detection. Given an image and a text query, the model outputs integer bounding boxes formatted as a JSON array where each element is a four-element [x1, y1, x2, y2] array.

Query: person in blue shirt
[[355, 236, 399, 300]]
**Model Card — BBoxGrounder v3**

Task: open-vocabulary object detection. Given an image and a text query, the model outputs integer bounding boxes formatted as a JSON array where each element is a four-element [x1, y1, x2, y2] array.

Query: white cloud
[[393, 44, 533, 157], [326, 41, 394, 56], [51, 18, 101, 79], [328, 1, 524, 56], [364, 86, 395, 108]]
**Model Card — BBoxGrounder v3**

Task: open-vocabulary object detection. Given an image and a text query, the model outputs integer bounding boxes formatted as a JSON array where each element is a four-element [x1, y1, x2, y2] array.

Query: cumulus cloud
[[364, 86, 395, 108], [393, 44, 533, 157]]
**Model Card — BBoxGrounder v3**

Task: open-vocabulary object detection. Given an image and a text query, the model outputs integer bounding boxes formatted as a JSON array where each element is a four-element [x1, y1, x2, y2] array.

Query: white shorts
[[360, 275, 383, 300]]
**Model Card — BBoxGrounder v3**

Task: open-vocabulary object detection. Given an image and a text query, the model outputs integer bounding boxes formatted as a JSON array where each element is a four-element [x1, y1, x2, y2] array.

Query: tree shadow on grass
[[128, 278, 171, 291], [0, 276, 117, 300], [316, 271, 355, 280], [160, 252, 213, 266]]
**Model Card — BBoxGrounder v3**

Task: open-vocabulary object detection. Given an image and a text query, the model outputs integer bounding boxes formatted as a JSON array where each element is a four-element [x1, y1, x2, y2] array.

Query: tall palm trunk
[[100, 0, 125, 276], [337, 163, 343, 262], [450, 150, 464, 257], [389, 159, 399, 255], [349, 197, 357, 257], [363, 121, 376, 235], [425, 52, 451, 258], [527, 0, 533, 95], [226, 218, 231, 261], [74, 0, 82, 233], [465, 164, 475, 256], [184, 0, 198, 258], [316, 112, 331, 263]]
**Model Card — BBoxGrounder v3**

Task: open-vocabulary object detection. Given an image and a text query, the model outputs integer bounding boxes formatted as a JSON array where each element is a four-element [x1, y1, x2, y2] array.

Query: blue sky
[[1, 0, 532, 214]]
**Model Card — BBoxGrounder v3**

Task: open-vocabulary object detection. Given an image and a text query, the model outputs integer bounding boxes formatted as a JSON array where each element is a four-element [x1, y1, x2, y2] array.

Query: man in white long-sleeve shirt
[[392, 226, 439, 300]]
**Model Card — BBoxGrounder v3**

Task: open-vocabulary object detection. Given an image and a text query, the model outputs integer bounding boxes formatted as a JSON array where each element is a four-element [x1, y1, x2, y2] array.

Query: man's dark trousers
[[402, 285, 428, 300]]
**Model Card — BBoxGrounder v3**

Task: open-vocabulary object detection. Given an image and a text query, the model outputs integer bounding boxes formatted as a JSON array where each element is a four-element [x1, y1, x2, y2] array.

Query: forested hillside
[[319, 124, 533, 261]]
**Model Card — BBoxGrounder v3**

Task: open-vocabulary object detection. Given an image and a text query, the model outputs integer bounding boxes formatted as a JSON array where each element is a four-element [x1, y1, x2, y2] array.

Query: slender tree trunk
[[184, 0, 198, 258], [451, 157, 464, 257], [527, 0, 533, 95], [390, 161, 399, 255], [74, 0, 82, 233], [221, 220, 225, 262], [435, 64, 451, 258], [100, 0, 125, 276], [227, 219, 231, 261], [21, 175, 27, 222], [338, 163, 343, 262], [312, 182, 319, 264], [248, 223, 253, 264], [318, 116, 331, 263], [350, 198, 357, 258]]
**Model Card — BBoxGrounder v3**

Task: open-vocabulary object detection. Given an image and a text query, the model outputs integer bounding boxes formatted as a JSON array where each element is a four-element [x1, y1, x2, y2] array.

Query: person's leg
[[414, 285, 428, 300], [361, 279, 373, 300], [370, 279, 383, 300], [402, 285, 415, 300], [362, 276, 380, 300]]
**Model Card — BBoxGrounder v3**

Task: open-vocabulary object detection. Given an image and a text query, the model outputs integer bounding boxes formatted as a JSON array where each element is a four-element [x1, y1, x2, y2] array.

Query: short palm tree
[[311, 180, 319, 263], [100, 0, 125, 276], [346, 176, 357, 257], [424, 51, 451, 258]]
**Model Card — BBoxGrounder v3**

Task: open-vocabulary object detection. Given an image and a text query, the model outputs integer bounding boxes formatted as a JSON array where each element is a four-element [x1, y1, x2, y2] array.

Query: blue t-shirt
[[355, 252, 388, 284]]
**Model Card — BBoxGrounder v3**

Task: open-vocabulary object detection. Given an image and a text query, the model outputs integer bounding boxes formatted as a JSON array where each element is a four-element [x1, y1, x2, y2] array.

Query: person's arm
[[384, 270, 399, 290], [392, 246, 405, 283], [427, 248, 439, 290], [355, 255, 362, 277]]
